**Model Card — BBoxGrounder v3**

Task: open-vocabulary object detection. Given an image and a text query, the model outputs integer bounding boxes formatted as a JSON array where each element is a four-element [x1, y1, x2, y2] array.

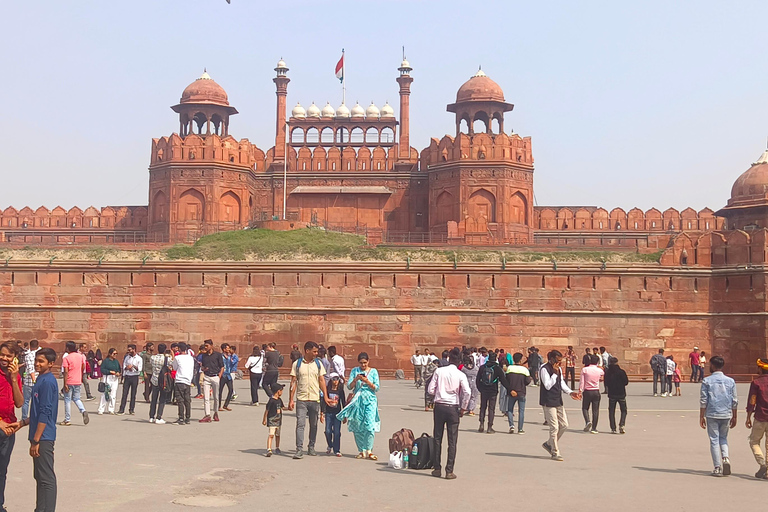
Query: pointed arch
[[220, 191, 241, 224], [152, 190, 168, 223], [468, 188, 496, 223], [510, 192, 528, 225], [179, 188, 205, 223], [433, 190, 456, 227]]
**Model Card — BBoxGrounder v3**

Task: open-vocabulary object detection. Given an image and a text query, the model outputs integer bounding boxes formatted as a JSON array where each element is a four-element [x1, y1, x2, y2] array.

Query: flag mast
[[342, 48, 346, 105]]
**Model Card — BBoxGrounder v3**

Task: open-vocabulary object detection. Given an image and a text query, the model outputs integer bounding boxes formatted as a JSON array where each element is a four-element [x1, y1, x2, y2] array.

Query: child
[[322, 373, 347, 456], [673, 365, 682, 396], [12, 348, 59, 511], [263, 383, 284, 457]]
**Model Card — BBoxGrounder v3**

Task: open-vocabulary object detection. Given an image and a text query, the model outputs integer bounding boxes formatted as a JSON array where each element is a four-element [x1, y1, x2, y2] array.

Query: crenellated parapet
[[150, 133, 266, 173], [0, 205, 146, 230], [420, 132, 532, 169], [534, 206, 724, 232]]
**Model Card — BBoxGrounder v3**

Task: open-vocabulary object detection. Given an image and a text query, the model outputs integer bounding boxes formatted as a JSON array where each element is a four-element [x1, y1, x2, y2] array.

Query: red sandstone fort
[[2, 59, 767, 377]]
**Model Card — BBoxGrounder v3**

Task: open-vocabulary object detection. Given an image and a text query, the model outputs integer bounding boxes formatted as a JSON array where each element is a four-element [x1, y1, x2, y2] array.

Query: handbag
[[98, 381, 106, 393]]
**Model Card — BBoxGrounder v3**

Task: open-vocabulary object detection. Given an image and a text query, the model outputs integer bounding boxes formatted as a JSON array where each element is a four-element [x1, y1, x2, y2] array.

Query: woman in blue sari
[[337, 352, 380, 460]]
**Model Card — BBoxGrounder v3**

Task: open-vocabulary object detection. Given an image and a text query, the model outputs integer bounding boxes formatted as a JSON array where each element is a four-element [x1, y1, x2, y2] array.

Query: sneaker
[[266, 450, 272, 458], [213, 414, 220, 422], [58, 421, 71, 426], [173, 420, 185, 425], [431, 469, 442, 478], [335, 452, 342, 457], [307, 447, 317, 456], [194, 394, 203, 399], [274, 448, 282, 455], [85, 396, 95, 401], [551, 454, 564, 462], [584, 422, 592, 432], [590, 430, 599, 434], [755, 465, 768, 479], [199, 416, 212, 423], [517, 430, 526, 435], [293, 450, 304, 459], [97, 411, 103, 415], [156, 419, 166, 425], [653, 393, 658, 397], [232, 394, 238, 400], [445, 472, 457, 480], [129, 411, 135, 415], [542, 442, 552, 455], [477, 426, 484, 433], [116, 411, 125, 416], [149, 418, 156, 423], [184, 419, 191, 425], [611, 430, 617, 434], [619, 426, 626, 434], [327, 447, 333, 455], [723, 457, 731, 476], [82, 411, 89, 425], [509, 427, 515, 434], [486, 428, 496, 434], [712, 466, 723, 477]]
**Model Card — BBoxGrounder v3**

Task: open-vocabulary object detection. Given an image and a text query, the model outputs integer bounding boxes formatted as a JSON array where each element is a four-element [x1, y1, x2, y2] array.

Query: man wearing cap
[[746, 358, 768, 479], [689, 347, 701, 383]]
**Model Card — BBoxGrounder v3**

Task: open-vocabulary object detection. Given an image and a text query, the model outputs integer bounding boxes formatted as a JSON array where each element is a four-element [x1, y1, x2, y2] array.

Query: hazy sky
[[2, 0, 767, 212]]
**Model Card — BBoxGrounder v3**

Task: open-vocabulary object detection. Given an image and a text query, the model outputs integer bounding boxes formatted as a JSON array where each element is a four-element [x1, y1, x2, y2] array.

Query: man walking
[[328, 345, 346, 382], [289, 341, 331, 459], [172, 342, 194, 425], [699, 356, 738, 477], [650, 349, 667, 397], [199, 340, 224, 423], [506, 353, 532, 434], [0, 342, 23, 511], [428, 347, 470, 479], [476, 351, 508, 434], [411, 350, 424, 388], [61, 341, 89, 426], [564, 346, 576, 390], [540, 350, 581, 461], [21, 339, 39, 421], [605, 356, 629, 434], [746, 358, 768, 479], [527, 347, 542, 386], [117, 344, 142, 415], [139, 343, 154, 403], [689, 346, 701, 383]]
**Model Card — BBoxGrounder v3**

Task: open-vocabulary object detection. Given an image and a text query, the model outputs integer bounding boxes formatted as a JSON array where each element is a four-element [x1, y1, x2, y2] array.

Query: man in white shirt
[[539, 349, 581, 461], [411, 350, 424, 388], [172, 342, 195, 424], [117, 344, 143, 415], [328, 346, 346, 382], [427, 347, 471, 480]]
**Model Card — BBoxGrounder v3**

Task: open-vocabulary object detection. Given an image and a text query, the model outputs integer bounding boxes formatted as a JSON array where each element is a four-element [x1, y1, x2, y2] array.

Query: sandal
[[367, 453, 378, 461], [356, 453, 365, 459], [58, 421, 71, 426], [223, 407, 232, 411]]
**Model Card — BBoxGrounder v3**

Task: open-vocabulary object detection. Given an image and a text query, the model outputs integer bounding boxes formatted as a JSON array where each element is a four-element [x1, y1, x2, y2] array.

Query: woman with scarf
[[98, 348, 121, 414], [337, 352, 380, 460]]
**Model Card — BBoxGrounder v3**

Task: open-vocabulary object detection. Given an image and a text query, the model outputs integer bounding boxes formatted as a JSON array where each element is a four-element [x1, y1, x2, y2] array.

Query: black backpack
[[277, 353, 285, 368], [409, 433, 436, 470], [478, 364, 498, 387]]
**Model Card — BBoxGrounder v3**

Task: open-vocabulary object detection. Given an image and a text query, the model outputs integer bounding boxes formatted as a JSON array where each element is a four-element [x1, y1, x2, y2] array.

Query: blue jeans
[[507, 395, 526, 430], [324, 411, 342, 454], [64, 384, 85, 422], [22, 384, 33, 421], [707, 417, 731, 468]]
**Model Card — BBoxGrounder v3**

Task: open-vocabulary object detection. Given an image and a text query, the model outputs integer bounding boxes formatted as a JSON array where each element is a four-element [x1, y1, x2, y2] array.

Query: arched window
[[320, 127, 334, 144], [350, 127, 364, 144], [290, 127, 304, 144], [381, 127, 395, 144], [306, 127, 319, 144], [365, 128, 379, 144]]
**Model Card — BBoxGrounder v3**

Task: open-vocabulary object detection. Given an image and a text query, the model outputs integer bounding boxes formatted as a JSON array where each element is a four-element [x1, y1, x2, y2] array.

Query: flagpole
[[342, 48, 346, 105]]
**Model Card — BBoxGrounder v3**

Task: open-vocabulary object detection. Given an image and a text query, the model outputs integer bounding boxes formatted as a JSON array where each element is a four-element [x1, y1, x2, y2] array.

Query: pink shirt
[[579, 365, 604, 392], [62, 352, 86, 385]]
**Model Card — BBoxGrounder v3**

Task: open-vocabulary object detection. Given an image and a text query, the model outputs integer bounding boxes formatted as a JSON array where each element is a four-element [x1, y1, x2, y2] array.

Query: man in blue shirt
[[11, 347, 58, 511], [700, 355, 738, 477]]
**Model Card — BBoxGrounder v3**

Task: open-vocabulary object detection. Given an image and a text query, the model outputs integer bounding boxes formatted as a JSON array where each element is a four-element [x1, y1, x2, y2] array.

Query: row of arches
[[290, 126, 395, 146], [290, 145, 395, 172], [535, 207, 723, 232], [151, 189, 243, 225], [432, 189, 529, 228], [0, 206, 146, 229]]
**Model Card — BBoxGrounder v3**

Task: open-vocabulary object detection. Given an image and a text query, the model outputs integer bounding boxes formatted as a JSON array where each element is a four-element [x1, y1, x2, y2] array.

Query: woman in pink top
[[579, 354, 604, 433]]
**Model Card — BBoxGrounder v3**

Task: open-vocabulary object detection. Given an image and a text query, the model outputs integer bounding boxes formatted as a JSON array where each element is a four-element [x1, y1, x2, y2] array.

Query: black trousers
[[479, 392, 497, 429], [261, 371, 279, 398], [82, 375, 93, 398], [142, 376, 152, 402], [608, 397, 627, 431], [530, 367, 540, 385], [34, 440, 56, 512], [432, 403, 460, 474], [219, 378, 234, 408], [175, 383, 191, 421], [149, 383, 166, 420], [0, 432, 14, 508], [582, 389, 601, 429], [119, 375, 139, 413], [565, 367, 576, 390], [249, 372, 263, 403]]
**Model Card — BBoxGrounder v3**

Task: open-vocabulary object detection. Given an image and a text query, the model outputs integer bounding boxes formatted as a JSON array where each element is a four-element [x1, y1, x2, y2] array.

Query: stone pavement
[[5, 379, 764, 511]]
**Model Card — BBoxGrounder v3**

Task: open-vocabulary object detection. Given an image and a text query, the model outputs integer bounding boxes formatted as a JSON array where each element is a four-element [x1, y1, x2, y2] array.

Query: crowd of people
[[0, 339, 767, 510]]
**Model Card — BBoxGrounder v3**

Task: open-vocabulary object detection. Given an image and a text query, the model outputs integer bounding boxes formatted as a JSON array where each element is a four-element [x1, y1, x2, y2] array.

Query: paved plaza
[[5, 379, 764, 511]]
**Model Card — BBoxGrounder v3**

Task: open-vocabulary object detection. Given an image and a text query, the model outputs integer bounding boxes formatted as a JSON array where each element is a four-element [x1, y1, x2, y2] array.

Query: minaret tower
[[396, 55, 413, 162], [273, 59, 290, 160]]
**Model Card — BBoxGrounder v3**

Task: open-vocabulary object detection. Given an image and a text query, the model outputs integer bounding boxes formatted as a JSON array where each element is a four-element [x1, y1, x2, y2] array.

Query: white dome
[[321, 102, 335, 118], [380, 102, 395, 118], [307, 102, 321, 118], [336, 103, 351, 118], [400, 59, 411, 69], [276, 59, 288, 70], [350, 102, 365, 118], [291, 102, 306, 118], [366, 102, 380, 118]]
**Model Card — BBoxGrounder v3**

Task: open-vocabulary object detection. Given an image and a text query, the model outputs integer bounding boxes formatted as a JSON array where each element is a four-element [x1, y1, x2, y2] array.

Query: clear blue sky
[[2, 0, 766, 212]]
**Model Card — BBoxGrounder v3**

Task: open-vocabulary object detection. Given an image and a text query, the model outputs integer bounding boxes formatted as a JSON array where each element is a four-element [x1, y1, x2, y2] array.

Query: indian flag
[[335, 53, 344, 83]]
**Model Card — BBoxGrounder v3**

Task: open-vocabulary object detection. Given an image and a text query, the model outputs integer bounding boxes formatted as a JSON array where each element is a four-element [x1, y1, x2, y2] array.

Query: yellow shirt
[[290, 358, 326, 401]]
